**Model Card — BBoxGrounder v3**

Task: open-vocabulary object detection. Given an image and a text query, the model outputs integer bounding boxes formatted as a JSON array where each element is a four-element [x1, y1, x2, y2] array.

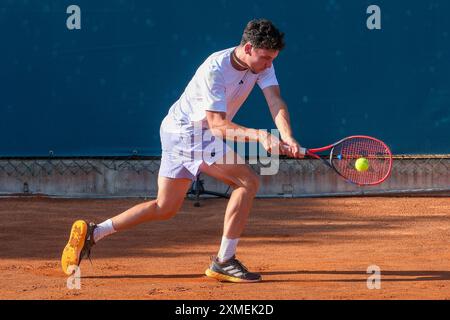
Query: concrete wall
[[0, 158, 448, 198]]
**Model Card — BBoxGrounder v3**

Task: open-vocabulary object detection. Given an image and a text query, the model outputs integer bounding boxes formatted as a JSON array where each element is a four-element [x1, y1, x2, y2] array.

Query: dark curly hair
[[240, 19, 285, 51]]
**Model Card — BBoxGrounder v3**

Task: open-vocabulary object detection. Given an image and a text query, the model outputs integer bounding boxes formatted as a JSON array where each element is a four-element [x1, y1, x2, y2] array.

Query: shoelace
[[213, 255, 250, 274], [230, 258, 249, 274]]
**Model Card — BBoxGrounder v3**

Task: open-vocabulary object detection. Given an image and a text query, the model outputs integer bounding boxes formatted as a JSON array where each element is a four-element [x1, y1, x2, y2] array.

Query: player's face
[[246, 46, 279, 74]]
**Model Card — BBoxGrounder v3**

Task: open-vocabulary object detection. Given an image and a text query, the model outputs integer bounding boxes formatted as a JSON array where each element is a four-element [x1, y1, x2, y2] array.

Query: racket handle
[[280, 144, 308, 157]]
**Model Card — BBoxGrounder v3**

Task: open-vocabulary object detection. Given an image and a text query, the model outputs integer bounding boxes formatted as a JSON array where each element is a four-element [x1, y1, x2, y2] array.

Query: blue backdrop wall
[[1, 0, 449, 156]]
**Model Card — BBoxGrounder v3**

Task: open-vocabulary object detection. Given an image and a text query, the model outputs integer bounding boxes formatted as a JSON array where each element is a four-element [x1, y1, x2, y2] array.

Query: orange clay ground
[[0, 197, 449, 300]]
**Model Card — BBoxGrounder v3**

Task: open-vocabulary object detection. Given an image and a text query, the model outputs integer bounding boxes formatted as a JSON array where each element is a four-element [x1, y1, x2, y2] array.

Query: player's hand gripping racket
[[283, 135, 393, 186]]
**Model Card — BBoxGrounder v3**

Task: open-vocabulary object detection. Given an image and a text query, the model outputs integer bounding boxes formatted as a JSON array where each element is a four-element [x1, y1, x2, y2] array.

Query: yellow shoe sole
[[205, 268, 262, 283], [61, 220, 88, 275]]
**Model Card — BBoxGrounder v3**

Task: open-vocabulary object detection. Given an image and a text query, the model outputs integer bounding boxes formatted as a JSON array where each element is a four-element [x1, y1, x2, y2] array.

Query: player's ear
[[244, 43, 253, 55]]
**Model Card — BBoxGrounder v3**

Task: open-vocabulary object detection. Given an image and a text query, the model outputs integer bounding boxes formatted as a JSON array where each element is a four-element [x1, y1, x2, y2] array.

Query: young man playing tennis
[[61, 19, 302, 283]]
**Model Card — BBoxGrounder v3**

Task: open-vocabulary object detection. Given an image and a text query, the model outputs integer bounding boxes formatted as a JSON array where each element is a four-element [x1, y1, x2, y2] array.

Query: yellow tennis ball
[[355, 157, 369, 172]]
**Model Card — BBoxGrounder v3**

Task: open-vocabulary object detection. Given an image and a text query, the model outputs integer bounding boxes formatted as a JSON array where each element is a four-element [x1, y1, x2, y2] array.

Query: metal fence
[[0, 157, 161, 177], [0, 156, 449, 198]]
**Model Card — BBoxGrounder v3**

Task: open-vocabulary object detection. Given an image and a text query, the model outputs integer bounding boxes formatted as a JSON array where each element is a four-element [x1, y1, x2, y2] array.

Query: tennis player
[[62, 19, 302, 283]]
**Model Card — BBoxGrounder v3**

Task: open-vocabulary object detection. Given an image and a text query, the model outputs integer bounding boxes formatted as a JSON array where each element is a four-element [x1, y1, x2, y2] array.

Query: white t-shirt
[[161, 47, 279, 133]]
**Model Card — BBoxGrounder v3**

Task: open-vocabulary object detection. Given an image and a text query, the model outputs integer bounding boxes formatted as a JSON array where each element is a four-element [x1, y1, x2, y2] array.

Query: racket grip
[[281, 144, 307, 157]]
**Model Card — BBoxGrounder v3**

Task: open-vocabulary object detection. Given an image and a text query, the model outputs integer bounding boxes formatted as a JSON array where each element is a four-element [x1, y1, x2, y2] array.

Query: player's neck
[[231, 47, 249, 71]]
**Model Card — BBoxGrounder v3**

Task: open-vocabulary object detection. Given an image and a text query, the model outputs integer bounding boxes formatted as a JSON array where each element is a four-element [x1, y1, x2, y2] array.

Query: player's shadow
[[82, 274, 204, 280], [82, 270, 450, 283], [260, 270, 450, 283]]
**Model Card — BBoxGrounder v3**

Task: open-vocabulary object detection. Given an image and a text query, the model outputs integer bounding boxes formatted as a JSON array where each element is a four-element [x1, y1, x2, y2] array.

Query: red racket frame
[[297, 135, 393, 186]]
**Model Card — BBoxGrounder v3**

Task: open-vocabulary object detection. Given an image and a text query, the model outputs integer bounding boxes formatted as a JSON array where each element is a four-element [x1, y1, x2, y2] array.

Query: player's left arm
[[262, 85, 302, 158]]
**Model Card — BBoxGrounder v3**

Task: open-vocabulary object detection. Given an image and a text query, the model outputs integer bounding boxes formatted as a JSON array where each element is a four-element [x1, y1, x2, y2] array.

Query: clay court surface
[[0, 196, 449, 300]]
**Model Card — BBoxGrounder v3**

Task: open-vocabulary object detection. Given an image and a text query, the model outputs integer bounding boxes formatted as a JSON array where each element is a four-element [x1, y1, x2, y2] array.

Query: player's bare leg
[[200, 152, 262, 282], [199, 155, 259, 239], [111, 176, 192, 231], [61, 176, 191, 275]]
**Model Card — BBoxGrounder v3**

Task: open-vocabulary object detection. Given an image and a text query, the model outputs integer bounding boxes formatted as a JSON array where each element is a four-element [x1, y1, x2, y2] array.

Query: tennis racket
[[283, 135, 393, 186]]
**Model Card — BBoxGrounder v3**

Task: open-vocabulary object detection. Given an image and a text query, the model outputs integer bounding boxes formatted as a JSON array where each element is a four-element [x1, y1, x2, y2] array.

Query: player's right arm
[[205, 110, 284, 154]]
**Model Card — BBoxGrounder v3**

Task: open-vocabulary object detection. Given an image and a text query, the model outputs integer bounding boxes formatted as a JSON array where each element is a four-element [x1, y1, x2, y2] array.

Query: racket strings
[[332, 137, 392, 185]]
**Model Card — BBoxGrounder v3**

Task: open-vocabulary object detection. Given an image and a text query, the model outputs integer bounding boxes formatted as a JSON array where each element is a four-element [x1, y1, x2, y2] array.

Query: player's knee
[[244, 173, 260, 195], [154, 200, 179, 221]]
